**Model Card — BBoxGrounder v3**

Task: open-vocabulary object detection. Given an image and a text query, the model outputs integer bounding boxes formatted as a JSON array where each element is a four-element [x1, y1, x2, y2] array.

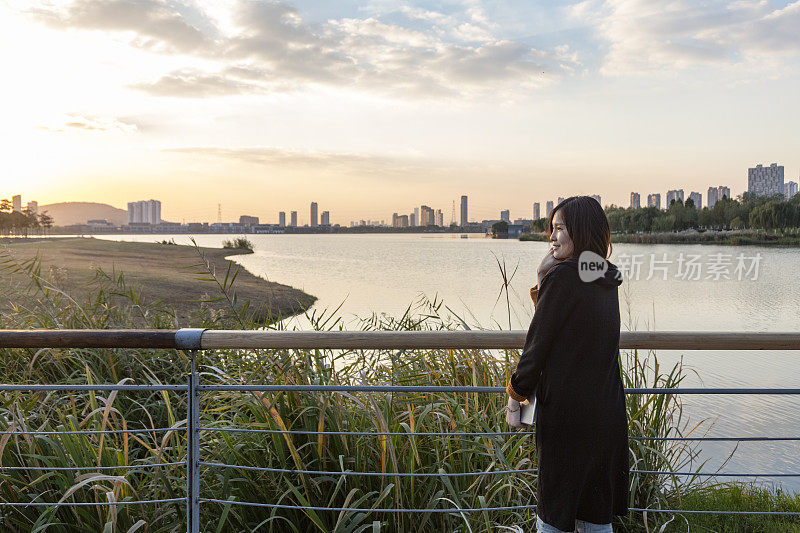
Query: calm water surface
[[98, 233, 800, 492]]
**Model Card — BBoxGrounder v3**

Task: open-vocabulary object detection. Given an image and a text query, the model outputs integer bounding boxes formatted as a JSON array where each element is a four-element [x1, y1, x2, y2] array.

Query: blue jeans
[[536, 514, 613, 533]]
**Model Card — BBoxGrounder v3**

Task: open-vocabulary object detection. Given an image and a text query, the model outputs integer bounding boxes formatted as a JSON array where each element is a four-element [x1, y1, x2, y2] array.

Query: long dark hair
[[548, 196, 612, 259]]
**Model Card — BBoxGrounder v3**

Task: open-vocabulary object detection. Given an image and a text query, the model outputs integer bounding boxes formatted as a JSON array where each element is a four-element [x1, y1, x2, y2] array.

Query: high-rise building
[[591, 195, 601, 206], [420, 205, 434, 226], [786, 181, 799, 199], [435, 209, 443, 227], [310, 202, 318, 227], [26, 201, 38, 214], [717, 186, 730, 202], [666, 189, 684, 207], [707, 187, 718, 209], [688, 192, 702, 210], [290, 211, 297, 227], [533, 202, 540, 219], [546, 201, 554, 218], [12, 195, 21, 213], [647, 193, 661, 210], [409, 212, 416, 226], [239, 215, 259, 226], [321, 211, 330, 226], [748, 163, 784, 197], [414, 207, 420, 227], [279, 211, 286, 227], [460, 195, 468, 227], [500, 209, 510, 223], [398, 214, 409, 227], [629, 192, 640, 209], [127, 200, 161, 224]]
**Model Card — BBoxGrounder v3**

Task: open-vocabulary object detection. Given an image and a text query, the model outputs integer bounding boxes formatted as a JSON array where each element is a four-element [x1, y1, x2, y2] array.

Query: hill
[[39, 201, 127, 226]]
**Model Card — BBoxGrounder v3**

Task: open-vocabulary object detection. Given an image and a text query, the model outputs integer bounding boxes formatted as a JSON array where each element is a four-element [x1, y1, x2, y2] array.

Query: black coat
[[507, 255, 629, 530]]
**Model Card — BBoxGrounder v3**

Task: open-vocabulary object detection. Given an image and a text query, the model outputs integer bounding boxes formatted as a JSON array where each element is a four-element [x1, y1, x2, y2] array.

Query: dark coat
[[507, 255, 629, 530]]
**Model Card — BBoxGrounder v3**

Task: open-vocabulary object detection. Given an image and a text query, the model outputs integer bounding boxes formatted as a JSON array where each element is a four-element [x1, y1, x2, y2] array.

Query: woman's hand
[[537, 248, 562, 287], [505, 397, 525, 429]]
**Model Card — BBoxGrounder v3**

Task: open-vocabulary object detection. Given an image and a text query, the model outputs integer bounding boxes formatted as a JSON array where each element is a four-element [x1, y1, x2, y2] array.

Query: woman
[[505, 196, 629, 533]]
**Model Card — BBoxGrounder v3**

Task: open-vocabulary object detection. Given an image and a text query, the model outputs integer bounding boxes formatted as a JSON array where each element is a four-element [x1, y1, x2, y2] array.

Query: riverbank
[[0, 237, 315, 324], [520, 228, 800, 246]]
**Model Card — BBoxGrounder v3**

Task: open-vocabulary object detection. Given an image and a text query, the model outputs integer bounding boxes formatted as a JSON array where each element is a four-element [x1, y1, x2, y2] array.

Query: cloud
[[129, 69, 270, 97], [163, 146, 442, 180], [38, 114, 138, 133], [30, 0, 216, 54], [28, 0, 577, 99], [567, 0, 800, 75]]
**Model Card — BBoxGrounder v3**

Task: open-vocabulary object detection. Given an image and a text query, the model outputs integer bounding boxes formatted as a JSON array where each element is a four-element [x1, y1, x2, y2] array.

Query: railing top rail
[[0, 329, 799, 350]]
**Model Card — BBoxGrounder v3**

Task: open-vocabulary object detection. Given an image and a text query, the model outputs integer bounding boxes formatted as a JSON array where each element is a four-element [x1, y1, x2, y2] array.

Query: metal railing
[[1, 329, 800, 530]]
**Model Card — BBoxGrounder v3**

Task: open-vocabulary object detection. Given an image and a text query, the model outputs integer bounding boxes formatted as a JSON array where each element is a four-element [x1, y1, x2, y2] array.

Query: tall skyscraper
[[717, 186, 730, 202], [321, 211, 330, 226], [460, 195, 468, 227], [310, 202, 318, 227], [12, 195, 21, 213], [290, 211, 297, 227], [279, 212, 286, 227], [533, 202, 540, 219], [500, 209, 510, 223], [420, 205, 434, 226], [647, 193, 661, 210], [414, 207, 420, 227], [435, 209, 443, 227], [26, 201, 38, 214], [707, 187, 718, 209], [127, 200, 161, 224], [666, 189, 684, 207], [629, 192, 640, 209], [409, 212, 416, 226], [786, 181, 799, 199], [688, 192, 702, 210], [546, 201, 554, 218], [748, 163, 784, 197]]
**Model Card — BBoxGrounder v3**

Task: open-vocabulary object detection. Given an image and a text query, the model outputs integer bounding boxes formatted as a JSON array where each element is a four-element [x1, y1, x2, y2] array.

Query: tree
[[491, 220, 508, 236], [38, 212, 54, 235]]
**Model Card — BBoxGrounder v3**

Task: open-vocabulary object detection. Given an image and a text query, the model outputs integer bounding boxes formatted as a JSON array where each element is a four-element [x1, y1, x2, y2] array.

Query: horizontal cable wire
[[1, 427, 176, 436], [199, 463, 796, 479], [0, 498, 185, 507], [200, 427, 800, 442], [0, 384, 186, 392], [631, 470, 800, 477], [0, 462, 184, 472], [199, 462, 536, 477], [199, 427, 531, 437], [630, 507, 800, 516], [200, 498, 537, 512], [198, 384, 800, 394]]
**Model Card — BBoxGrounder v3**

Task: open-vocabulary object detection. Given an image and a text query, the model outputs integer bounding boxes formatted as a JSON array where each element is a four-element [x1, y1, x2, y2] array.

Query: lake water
[[95, 233, 800, 492]]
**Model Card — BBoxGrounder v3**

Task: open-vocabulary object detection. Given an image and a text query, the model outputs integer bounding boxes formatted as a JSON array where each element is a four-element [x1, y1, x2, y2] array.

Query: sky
[[2, 0, 799, 225]]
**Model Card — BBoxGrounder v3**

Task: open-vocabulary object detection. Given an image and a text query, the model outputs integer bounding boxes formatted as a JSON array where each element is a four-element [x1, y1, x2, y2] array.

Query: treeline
[[0, 199, 54, 237], [529, 192, 800, 233]]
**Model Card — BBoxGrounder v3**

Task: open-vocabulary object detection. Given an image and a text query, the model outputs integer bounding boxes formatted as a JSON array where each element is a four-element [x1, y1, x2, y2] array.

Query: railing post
[[176, 329, 205, 533], [187, 350, 200, 533]]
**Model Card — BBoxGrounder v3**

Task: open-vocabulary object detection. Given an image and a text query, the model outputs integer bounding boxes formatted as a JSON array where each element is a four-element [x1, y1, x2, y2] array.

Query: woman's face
[[550, 210, 574, 260]]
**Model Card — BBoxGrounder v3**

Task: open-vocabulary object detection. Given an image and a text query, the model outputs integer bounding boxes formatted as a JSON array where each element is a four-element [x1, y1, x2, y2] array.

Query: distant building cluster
[[5, 194, 38, 214], [127, 200, 161, 225]]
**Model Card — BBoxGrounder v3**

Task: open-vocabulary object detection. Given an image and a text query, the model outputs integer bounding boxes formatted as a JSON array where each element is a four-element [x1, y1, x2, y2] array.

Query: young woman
[[505, 196, 629, 533]]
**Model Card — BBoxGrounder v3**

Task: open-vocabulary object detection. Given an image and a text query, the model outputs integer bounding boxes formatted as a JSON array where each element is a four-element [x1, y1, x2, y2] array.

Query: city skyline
[[3, 1, 799, 225]]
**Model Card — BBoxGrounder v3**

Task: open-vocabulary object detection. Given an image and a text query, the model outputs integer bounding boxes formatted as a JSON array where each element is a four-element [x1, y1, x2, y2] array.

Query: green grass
[[0, 242, 797, 531]]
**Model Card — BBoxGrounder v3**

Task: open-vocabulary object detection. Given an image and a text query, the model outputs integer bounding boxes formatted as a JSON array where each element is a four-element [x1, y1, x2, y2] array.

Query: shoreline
[[1, 236, 316, 325], [520, 228, 800, 246]]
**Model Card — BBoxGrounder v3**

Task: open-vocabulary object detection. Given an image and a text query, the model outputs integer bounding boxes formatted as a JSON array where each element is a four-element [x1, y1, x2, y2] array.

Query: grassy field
[[0, 241, 798, 531], [0, 237, 315, 325]]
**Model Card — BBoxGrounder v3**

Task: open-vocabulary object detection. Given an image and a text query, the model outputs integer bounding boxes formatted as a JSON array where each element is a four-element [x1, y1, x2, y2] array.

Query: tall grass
[[0, 243, 796, 531]]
